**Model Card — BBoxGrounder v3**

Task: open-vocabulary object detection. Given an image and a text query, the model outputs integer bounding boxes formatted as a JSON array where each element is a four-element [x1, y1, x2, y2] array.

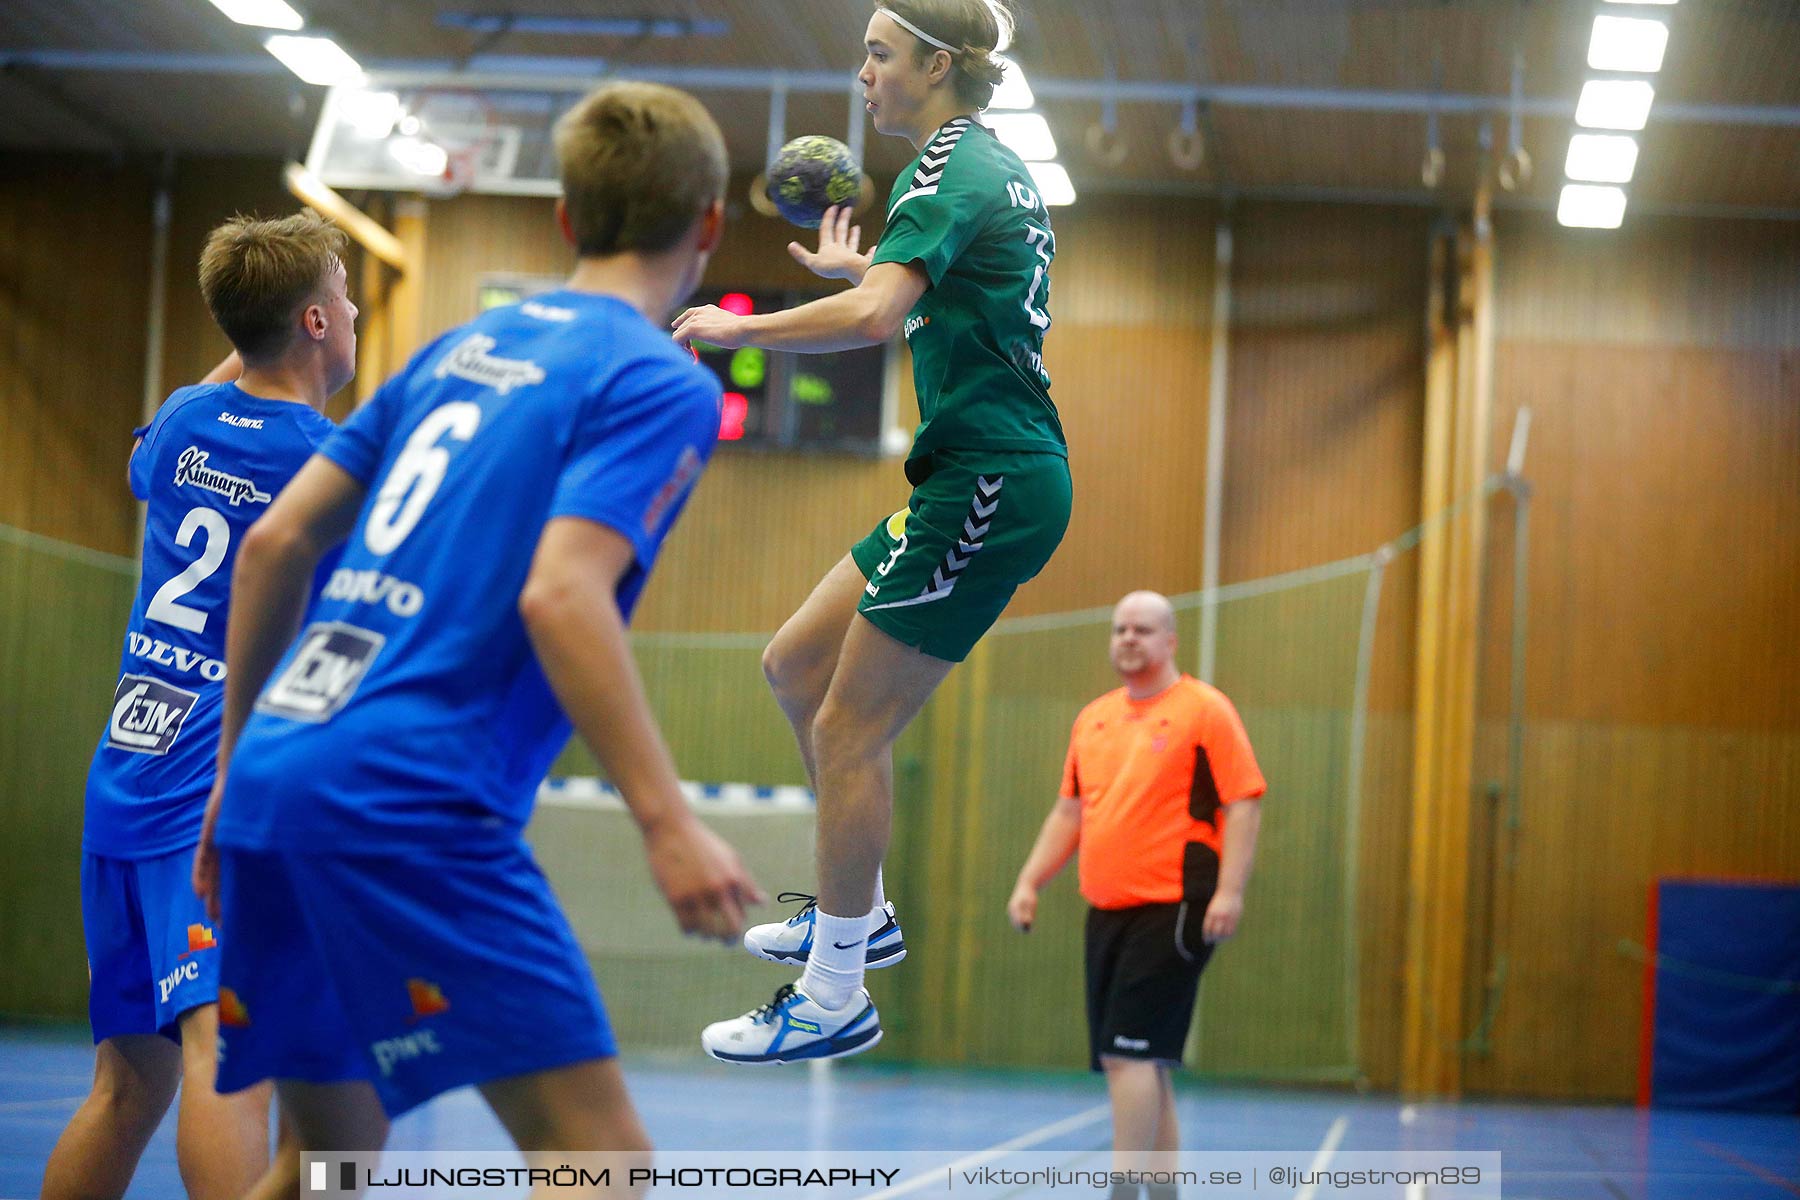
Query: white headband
[[883, 8, 958, 53]]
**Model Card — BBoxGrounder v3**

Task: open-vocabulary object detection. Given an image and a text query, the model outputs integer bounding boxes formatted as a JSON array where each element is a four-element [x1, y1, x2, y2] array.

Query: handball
[[766, 135, 863, 229]]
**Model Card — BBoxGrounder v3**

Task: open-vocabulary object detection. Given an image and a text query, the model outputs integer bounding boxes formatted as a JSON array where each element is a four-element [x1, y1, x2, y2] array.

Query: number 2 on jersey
[[364, 402, 483, 555], [145, 507, 230, 633]]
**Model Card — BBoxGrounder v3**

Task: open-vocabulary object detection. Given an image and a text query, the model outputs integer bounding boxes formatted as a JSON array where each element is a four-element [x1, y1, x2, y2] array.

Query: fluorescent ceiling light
[[339, 89, 401, 139], [985, 0, 1012, 52], [1575, 79, 1655, 130], [1603, 0, 1675, 5], [1558, 184, 1627, 229], [1025, 160, 1076, 206], [1588, 15, 1669, 73], [1565, 133, 1639, 184], [987, 112, 1056, 160], [990, 54, 1034, 109], [388, 136, 448, 177], [264, 35, 364, 87], [206, 0, 304, 30]]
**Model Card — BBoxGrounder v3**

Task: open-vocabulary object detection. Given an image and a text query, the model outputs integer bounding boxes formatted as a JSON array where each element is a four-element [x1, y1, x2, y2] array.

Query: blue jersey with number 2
[[85, 384, 335, 859], [213, 292, 721, 854]]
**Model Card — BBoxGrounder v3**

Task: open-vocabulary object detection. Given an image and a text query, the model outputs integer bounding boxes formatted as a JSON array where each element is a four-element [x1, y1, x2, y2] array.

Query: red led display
[[720, 392, 749, 441]]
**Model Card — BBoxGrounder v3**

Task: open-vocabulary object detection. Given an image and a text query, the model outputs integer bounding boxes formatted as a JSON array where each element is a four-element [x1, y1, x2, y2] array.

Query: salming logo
[[889, 117, 970, 217], [173, 447, 270, 506], [863, 475, 1002, 612]]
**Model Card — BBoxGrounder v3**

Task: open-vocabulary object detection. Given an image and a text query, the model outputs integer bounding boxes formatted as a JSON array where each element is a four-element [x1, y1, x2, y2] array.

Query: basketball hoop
[[437, 142, 482, 198]]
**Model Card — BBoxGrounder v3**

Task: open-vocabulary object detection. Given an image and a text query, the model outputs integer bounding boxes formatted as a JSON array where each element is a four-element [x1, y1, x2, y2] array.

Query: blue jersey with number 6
[[84, 384, 336, 859], [212, 292, 721, 855]]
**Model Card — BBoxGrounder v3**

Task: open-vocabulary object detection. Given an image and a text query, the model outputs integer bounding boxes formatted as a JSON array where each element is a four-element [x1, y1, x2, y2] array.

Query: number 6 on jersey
[[363, 402, 483, 555]]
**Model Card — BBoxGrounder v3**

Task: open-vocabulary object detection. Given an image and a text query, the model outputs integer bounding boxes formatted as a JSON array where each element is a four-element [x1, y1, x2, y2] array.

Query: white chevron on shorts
[[863, 473, 1005, 612]]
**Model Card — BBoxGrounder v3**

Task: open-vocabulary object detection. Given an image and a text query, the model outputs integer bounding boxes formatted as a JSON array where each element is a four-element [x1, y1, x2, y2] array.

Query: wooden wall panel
[[0, 155, 152, 556], [1462, 213, 1800, 1101], [1219, 202, 1431, 1091], [154, 156, 365, 423], [1018, 194, 1215, 613], [0, 153, 369, 561], [1486, 341, 1800, 730], [1223, 204, 1429, 585]]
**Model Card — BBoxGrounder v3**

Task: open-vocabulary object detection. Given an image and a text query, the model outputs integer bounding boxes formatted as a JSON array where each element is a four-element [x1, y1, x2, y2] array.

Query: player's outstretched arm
[[672, 260, 925, 355], [787, 205, 872, 284], [193, 456, 367, 918], [1007, 794, 1082, 932], [520, 516, 765, 944]]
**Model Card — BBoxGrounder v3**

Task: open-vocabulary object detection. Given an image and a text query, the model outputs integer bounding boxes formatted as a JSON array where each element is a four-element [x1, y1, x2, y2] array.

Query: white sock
[[799, 909, 867, 1010], [871, 868, 886, 911]]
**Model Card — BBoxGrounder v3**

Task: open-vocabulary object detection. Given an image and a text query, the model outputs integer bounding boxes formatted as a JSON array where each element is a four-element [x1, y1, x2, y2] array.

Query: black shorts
[[1084, 843, 1219, 1071]]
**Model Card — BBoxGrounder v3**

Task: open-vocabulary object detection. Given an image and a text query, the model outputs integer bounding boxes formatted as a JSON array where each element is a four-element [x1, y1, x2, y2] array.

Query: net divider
[[0, 523, 137, 575]]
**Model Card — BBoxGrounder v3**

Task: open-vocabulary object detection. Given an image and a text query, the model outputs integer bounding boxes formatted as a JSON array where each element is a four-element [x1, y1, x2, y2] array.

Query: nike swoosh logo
[[833, 940, 864, 950]]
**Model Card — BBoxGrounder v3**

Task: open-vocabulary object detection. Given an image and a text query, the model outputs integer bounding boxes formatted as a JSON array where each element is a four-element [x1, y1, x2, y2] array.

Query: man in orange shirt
[[1008, 590, 1265, 1200]]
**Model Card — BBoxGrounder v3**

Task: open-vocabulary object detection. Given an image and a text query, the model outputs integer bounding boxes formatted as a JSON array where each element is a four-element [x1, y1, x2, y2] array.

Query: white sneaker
[[701, 984, 883, 1065], [743, 893, 907, 968]]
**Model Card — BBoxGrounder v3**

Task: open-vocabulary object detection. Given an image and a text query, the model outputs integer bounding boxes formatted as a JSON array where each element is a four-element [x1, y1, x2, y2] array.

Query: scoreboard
[[477, 276, 896, 456]]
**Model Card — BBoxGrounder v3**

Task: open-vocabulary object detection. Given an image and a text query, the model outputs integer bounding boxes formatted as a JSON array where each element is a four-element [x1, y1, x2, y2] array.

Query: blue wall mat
[[1650, 878, 1800, 1113]]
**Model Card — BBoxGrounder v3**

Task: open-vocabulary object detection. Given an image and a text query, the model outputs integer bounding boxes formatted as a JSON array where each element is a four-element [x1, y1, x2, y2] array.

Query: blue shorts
[[82, 847, 221, 1043], [214, 841, 616, 1116]]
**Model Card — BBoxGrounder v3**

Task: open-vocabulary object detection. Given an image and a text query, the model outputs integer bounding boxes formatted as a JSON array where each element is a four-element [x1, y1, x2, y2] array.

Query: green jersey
[[871, 116, 1066, 475]]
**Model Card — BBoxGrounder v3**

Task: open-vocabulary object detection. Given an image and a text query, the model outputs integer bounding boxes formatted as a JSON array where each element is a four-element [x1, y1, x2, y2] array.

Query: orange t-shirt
[[1061, 675, 1266, 910]]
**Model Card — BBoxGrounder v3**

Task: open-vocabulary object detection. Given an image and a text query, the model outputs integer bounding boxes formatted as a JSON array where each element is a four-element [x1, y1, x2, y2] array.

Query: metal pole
[[845, 81, 866, 168], [1344, 546, 1390, 1076], [141, 156, 173, 427], [766, 77, 789, 167], [1198, 218, 1231, 683], [137, 154, 175, 563], [1506, 480, 1531, 863]]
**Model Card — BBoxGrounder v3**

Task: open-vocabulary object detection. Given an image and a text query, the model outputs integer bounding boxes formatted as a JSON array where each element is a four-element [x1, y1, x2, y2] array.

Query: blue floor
[[4, 1025, 1796, 1199]]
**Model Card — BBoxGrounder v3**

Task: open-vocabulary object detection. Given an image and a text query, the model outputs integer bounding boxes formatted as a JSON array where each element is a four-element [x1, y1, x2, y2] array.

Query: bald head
[[1109, 590, 1179, 688], [1113, 590, 1176, 633]]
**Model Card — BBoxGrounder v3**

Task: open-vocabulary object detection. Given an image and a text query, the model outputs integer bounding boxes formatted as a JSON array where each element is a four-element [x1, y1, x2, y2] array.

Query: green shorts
[[851, 449, 1072, 662]]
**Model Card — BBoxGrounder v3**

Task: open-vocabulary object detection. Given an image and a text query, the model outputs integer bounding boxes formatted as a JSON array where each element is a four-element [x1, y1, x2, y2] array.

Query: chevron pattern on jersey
[[864, 473, 1003, 611], [888, 117, 973, 216]]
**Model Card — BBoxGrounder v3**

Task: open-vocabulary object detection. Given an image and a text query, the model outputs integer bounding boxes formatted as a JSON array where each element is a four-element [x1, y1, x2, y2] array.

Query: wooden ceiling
[[3, 0, 1798, 216]]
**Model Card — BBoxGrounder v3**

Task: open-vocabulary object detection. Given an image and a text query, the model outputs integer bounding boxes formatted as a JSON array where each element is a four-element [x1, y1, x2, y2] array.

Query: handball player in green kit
[[674, 0, 1070, 1064]]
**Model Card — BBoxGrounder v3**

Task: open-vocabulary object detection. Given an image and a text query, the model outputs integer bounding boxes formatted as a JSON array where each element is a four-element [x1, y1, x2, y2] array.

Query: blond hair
[[876, 0, 1013, 109], [552, 81, 728, 258], [197, 211, 346, 361]]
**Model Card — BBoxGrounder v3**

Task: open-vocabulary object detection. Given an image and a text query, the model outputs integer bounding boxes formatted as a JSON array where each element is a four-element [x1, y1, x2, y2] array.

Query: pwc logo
[[218, 987, 252, 1028], [407, 978, 451, 1023], [180, 923, 217, 959], [372, 981, 450, 1078]]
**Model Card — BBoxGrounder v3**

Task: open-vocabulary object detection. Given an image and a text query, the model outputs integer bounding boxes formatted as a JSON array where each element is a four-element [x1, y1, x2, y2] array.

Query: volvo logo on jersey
[[106, 673, 200, 755], [257, 622, 385, 723]]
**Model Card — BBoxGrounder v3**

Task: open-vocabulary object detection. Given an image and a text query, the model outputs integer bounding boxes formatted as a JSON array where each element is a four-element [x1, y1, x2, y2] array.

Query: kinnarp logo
[[407, 978, 451, 1023], [218, 987, 252, 1028], [180, 923, 217, 959]]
